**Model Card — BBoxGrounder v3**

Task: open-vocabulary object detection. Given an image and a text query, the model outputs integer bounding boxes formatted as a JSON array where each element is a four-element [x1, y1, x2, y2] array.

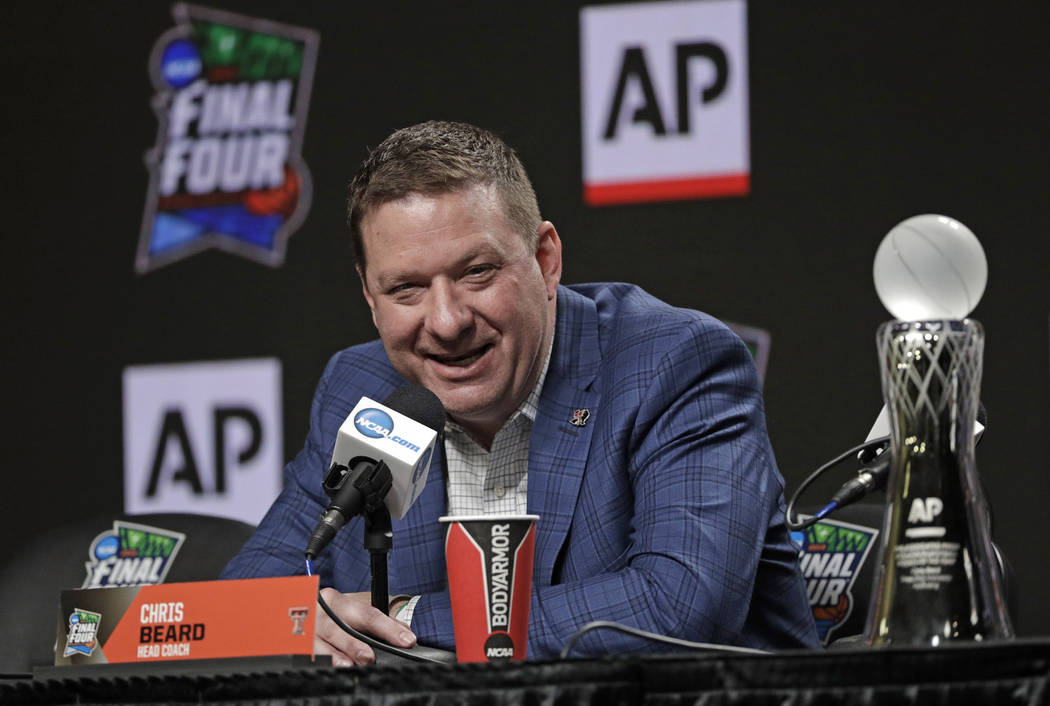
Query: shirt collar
[[520, 330, 554, 423]]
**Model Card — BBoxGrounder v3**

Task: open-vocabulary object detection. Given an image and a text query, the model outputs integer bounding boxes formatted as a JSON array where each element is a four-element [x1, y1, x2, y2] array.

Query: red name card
[[55, 575, 318, 665]]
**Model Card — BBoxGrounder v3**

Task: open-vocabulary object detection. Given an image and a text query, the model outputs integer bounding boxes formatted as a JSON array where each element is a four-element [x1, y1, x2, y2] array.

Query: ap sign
[[122, 358, 282, 525], [580, 0, 749, 205]]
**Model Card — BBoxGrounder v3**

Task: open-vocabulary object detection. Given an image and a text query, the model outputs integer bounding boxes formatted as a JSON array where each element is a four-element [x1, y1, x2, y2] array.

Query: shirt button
[[493, 486, 506, 498]]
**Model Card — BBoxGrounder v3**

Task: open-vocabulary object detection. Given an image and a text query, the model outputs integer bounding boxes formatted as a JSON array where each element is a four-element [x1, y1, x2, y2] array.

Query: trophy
[[864, 214, 1013, 646]]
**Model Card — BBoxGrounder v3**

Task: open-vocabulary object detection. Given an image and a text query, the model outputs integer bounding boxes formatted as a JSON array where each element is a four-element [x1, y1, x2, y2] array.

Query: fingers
[[314, 589, 417, 667]]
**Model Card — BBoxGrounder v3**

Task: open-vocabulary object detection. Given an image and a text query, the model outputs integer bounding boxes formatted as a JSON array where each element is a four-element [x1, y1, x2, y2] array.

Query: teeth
[[434, 348, 485, 366]]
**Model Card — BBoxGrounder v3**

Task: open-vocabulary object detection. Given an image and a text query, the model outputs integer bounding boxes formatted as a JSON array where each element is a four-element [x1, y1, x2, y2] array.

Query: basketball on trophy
[[872, 214, 987, 321]]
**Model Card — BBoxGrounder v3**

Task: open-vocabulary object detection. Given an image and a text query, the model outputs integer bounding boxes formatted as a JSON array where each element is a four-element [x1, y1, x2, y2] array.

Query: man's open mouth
[[428, 344, 493, 367]]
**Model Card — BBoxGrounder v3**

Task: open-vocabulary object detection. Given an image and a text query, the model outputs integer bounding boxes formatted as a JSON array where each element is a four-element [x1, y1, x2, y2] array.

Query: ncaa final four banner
[[136, 4, 319, 273], [794, 518, 880, 646]]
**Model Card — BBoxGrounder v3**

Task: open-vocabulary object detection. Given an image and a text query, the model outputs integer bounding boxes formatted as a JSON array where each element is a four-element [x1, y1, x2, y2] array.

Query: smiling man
[[222, 121, 818, 663], [357, 183, 560, 450]]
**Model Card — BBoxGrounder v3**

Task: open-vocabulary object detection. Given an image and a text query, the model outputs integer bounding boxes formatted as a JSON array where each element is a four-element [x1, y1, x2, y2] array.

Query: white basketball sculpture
[[873, 214, 987, 321], [865, 214, 1012, 647]]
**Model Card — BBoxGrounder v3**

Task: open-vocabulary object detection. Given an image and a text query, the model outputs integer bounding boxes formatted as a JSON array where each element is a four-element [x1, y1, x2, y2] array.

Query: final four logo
[[82, 521, 186, 588], [63, 609, 102, 657], [136, 4, 319, 273], [794, 518, 878, 646]]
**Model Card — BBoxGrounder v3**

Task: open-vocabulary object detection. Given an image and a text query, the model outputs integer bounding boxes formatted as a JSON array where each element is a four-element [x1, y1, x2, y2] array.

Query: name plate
[[55, 575, 318, 665]]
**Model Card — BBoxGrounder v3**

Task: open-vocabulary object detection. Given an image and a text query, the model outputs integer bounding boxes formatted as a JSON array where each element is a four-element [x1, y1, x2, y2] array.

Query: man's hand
[[314, 589, 417, 666]]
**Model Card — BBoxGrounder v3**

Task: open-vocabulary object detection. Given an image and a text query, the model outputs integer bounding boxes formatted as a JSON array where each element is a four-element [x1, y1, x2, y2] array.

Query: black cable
[[316, 589, 443, 663], [305, 557, 444, 664], [785, 437, 888, 531], [559, 621, 769, 659]]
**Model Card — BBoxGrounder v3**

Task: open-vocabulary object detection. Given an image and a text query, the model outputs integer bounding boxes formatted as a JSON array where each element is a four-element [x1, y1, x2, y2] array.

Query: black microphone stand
[[364, 506, 393, 614], [308, 458, 395, 613]]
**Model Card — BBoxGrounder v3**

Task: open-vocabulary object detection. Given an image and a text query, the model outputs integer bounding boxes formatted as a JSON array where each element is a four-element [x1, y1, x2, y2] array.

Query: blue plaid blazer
[[222, 283, 818, 656]]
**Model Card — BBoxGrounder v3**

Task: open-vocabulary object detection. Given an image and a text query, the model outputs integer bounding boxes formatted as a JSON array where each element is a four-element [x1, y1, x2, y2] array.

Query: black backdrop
[[3, 1, 1048, 636]]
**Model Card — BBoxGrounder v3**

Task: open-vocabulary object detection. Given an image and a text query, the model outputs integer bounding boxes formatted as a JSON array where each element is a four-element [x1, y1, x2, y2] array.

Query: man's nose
[[424, 281, 474, 341]]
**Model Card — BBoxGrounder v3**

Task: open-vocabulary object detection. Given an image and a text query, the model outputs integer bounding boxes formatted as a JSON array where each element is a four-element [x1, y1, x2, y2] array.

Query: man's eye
[[464, 265, 496, 278], [388, 283, 420, 297]]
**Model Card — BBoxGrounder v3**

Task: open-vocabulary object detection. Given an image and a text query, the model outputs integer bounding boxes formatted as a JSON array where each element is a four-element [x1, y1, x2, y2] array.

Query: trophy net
[[866, 319, 1013, 646]]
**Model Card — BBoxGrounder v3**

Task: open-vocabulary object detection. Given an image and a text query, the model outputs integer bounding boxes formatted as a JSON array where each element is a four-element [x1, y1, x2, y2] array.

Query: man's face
[[358, 184, 561, 445]]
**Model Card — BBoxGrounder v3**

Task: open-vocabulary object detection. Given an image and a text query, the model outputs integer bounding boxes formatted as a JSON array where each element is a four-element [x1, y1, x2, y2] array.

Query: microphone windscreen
[[384, 384, 446, 433]]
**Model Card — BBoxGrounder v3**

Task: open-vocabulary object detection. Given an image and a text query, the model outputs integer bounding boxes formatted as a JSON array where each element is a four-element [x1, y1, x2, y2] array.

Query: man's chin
[[438, 398, 493, 422], [433, 391, 500, 427]]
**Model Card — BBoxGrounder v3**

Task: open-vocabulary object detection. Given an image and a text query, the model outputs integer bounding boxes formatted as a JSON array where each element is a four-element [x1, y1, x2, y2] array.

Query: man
[[222, 121, 818, 664]]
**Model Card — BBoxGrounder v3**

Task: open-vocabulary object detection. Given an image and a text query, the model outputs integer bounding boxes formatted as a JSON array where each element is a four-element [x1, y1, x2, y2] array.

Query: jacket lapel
[[528, 287, 601, 584]]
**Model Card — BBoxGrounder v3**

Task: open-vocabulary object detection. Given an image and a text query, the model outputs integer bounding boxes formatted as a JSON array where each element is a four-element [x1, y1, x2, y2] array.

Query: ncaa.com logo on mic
[[354, 408, 421, 452]]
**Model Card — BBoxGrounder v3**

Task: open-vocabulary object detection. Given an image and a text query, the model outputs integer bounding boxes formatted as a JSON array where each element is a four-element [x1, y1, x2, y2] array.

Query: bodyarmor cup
[[866, 319, 1013, 646]]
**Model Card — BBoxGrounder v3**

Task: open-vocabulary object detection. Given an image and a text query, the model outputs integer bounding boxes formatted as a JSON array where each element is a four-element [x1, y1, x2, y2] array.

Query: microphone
[[824, 403, 987, 514], [826, 444, 890, 511], [305, 385, 445, 559]]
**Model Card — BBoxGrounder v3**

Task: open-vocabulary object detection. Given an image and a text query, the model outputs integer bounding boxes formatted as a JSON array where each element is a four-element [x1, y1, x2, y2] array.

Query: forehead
[[359, 185, 522, 267]]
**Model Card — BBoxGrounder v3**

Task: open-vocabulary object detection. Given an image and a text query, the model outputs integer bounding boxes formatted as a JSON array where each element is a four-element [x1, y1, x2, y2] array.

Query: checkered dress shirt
[[443, 338, 552, 517], [397, 338, 552, 626]]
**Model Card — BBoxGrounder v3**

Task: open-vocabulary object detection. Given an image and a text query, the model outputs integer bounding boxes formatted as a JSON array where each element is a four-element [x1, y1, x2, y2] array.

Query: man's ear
[[357, 265, 378, 328], [534, 221, 563, 300]]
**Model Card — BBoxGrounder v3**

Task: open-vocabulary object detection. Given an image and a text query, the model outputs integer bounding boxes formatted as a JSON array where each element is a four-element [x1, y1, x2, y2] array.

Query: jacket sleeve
[[220, 354, 341, 581]]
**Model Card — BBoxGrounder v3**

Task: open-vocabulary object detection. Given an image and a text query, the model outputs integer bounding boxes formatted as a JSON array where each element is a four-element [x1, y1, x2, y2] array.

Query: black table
[[3, 639, 1048, 705]]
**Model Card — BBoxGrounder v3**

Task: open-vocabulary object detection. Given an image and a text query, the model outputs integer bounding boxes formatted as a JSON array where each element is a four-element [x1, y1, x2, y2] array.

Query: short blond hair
[[347, 121, 542, 271]]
